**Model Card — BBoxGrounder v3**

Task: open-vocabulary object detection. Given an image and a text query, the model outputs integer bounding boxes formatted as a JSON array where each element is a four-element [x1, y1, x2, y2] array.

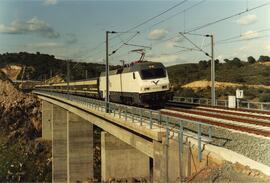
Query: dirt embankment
[[0, 65, 22, 81], [0, 71, 41, 136], [182, 80, 270, 91], [257, 61, 270, 66], [45, 74, 65, 84], [0, 71, 51, 182]]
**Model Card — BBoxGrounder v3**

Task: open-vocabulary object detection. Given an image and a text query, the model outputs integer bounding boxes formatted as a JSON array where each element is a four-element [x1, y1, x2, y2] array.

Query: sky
[[0, 0, 270, 66]]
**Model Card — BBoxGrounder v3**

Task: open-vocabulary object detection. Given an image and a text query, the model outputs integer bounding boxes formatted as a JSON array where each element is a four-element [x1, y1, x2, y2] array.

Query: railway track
[[163, 102, 270, 137], [167, 101, 270, 115]]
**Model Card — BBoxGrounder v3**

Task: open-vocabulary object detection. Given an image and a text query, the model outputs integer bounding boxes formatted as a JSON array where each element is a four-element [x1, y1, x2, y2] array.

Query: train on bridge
[[35, 61, 173, 107]]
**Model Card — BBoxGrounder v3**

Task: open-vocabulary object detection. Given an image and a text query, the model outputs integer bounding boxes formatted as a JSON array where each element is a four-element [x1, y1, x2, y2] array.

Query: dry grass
[[182, 80, 270, 91]]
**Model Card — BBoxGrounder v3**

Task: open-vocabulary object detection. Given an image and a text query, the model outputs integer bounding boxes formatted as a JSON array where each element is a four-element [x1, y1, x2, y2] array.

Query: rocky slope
[[0, 70, 51, 182], [191, 162, 270, 183], [0, 64, 22, 81]]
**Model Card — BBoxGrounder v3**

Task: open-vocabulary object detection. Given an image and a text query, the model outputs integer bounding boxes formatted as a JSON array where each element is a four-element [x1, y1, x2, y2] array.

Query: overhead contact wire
[[83, 0, 189, 60], [187, 2, 270, 32]]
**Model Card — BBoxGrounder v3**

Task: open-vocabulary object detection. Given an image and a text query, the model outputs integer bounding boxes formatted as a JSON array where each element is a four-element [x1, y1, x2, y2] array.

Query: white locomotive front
[[100, 61, 173, 107]]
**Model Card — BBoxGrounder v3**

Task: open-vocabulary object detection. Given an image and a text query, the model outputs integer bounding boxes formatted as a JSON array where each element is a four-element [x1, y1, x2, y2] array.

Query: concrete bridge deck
[[35, 90, 270, 182]]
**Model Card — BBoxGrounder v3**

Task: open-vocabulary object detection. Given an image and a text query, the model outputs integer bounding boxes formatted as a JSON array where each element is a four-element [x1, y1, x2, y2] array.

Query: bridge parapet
[[35, 90, 213, 155], [173, 96, 270, 111], [35, 90, 214, 182]]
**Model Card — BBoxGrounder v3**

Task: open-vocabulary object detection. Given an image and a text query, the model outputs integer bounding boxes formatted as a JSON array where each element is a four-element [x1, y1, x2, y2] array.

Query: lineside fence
[[34, 90, 213, 162], [173, 96, 270, 111]]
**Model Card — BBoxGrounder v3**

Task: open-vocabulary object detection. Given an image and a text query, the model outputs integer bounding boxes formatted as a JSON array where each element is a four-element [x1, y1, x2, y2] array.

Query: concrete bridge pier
[[153, 138, 209, 183], [153, 140, 167, 183], [68, 112, 93, 182], [101, 132, 150, 182], [42, 101, 52, 140], [52, 105, 68, 183], [42, 103, 94, 183]]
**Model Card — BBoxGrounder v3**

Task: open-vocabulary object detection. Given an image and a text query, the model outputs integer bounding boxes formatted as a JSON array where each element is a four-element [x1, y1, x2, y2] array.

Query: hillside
[[0, 52, 119, 81], [167, 59, 270, 102], [167, 60, 270, 86], [1, 52, 269, 102]]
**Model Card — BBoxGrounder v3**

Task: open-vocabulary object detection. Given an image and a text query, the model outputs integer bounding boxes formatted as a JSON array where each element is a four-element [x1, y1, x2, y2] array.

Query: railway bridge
[[34, 90, 270, 183]]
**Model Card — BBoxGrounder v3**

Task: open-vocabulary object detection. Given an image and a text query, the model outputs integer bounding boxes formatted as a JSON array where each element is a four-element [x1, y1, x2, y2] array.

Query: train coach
[[35, 61, 173, 107]]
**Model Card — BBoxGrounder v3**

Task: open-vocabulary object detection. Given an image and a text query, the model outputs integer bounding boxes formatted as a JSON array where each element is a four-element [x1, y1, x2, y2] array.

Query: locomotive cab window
[[140, 68, 166, 80], [133, 72, 136, 79]]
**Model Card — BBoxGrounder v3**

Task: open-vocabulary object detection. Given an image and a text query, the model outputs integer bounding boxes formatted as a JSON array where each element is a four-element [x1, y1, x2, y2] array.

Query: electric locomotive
[[35, 61, 173, 107]]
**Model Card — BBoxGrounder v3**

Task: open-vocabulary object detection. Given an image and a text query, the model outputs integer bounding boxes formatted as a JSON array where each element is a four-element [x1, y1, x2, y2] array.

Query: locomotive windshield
[[140, 68, 166, 80]]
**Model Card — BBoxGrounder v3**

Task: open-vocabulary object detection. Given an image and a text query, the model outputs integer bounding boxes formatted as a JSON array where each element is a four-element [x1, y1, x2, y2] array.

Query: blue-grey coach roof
[[100, 61, 165, 76]]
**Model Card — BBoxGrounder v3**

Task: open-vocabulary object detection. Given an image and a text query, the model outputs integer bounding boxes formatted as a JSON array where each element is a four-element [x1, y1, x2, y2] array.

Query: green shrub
[[259, 94, 270, 102]]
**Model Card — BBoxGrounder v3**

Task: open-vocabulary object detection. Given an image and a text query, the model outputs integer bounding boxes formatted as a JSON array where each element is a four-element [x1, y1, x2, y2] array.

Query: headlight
[[162, 85, 168, 89], [144, 87, 150, 91]]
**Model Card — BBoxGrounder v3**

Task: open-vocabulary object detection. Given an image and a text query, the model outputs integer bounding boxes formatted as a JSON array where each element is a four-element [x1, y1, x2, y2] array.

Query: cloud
[[0, 17, 60, 39], [267, 44, 270, 51], [236, 14, 257, 25], [233, 39, 270, 60], [164, 41, 175, 49], [146, 54, 181, 64], [241, 30, 259, 39], [24, 42, 63, 49], [164, 36, 185, 49], [65, 33, 77, 44], [172, 36, 185, 43], [43, 0, 58, 6], [217, 55, 223, 61], [148, 29, 168, 40]]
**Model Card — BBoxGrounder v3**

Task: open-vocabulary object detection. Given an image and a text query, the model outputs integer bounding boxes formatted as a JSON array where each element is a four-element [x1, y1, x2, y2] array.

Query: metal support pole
[[237, 99, 240, 109], [178, 121, 184, 182], [125, 106, 127, 121], [105, 31, 110, 113], [159, 110, 162, 125], [166, 117, 169, 145], [132, 108, 134, 122], [208, 126, 212, 141], [50, 69, 53, 78], [67, 60, 70, 100], [210, 35, 215, 106], [140, 108, 143, 126], [149, 111, 152, 129], [180, 122, 184, 152], [198, 124, 202, 161], [119, 107, 121, 118], [67, 113, 70, 183]]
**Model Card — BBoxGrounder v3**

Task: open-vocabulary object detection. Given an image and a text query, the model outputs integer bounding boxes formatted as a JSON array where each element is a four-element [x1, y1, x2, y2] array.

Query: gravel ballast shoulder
[[182, 121, 270, 167]]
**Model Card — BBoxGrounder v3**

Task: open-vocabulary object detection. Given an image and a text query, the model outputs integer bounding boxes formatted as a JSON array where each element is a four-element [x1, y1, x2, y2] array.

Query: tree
[[232, 57, 241, 62], [247, 56, 256, 64], [198, 60, 208, 69], [258, 55, 270, 62], [232, 57, 243, 67], [224, 58, 230, 63]]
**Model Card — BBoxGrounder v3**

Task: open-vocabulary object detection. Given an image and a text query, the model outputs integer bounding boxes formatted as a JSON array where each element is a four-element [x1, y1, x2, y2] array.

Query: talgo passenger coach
[[35, 61, 173, 107]]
